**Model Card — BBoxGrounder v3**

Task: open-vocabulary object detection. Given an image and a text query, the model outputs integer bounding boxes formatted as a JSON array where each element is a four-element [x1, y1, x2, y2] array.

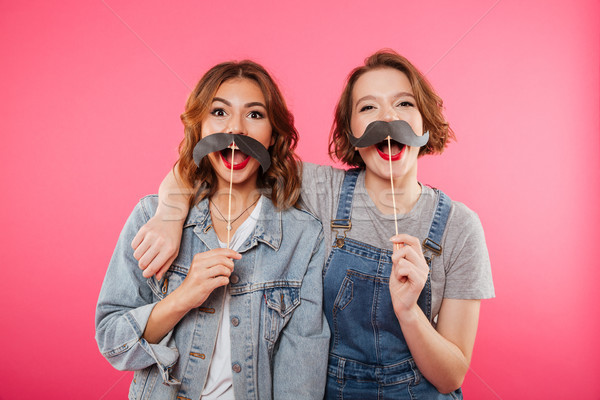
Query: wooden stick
[[227, 144, 235, 249], [387, 137, 400, 249]]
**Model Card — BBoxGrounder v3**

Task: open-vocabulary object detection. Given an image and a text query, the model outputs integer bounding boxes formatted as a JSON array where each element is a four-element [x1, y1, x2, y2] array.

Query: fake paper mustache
[[192, 133, 271, 172], [348, 120, 429, 148]]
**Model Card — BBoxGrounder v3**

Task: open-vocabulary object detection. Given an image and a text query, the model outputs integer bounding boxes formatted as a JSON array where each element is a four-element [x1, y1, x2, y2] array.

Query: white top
[[201, 196, 264, 400]]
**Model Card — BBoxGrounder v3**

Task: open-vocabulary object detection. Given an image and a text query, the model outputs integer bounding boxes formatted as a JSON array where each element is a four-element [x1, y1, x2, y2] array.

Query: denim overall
[[323, 169, 462, 399]]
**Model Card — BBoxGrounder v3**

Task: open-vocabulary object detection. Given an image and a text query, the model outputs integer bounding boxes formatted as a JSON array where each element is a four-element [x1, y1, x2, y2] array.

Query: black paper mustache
[[349, 120, 429, 148], [192, 133, 271, 172]]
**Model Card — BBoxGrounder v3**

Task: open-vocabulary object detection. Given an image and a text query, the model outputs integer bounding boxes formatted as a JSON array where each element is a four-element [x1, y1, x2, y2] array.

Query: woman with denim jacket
[[95, 61, 329, 399], [130, 50, 495, 398]]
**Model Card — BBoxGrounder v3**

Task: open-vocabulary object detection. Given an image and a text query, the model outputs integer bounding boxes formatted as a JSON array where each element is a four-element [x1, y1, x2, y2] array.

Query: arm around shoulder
[[131, 167, 191, 280]]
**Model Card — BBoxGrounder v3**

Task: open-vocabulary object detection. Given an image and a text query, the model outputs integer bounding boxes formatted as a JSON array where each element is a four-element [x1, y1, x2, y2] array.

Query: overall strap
[[331, 168, 360, 247], [422, 188, 452, 257]]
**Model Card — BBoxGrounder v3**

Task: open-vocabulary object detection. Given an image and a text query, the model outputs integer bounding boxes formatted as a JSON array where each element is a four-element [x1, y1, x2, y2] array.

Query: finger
[[138, 245, 160, 270], [193, 253, 238, 269], [214, 248, 242, 260], [392, 262, 412, 283], [390, 233, 420, 247], [393, 262, 423, 286], [132, 237, 153, 261], [192, 256, 237, 275], [203, 248, 242, 260], [393, 257, 428, 285], [390, 234, 424, 256], [208, 256, 236, 271], [131, 226, 147, 250], [393, 245, 428, 273], [155, 256, 176, 281], [188, 265, 232, 286], [142, 252, 164, 278], [145, 248, 175, 276], [392, 245, 415, 265], [207, 276, 231, 291], [207, 265, 233, 278]]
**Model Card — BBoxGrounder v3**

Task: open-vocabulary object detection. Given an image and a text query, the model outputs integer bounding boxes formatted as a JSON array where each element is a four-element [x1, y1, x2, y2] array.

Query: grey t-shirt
[[299, 162, 495, 321]]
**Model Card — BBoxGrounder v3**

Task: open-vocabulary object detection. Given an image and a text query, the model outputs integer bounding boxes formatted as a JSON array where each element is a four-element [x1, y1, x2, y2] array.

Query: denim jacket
[[96, 195, 329, 399]]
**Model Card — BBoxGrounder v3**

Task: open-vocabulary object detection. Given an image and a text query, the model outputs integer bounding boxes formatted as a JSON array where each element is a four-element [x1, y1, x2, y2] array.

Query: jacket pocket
[[262, 286, 300, 344], [147, 264, 187, 300]]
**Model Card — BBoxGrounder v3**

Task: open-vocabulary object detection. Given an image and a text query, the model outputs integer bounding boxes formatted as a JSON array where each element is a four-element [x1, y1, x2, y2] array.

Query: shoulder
[[422, 187, 483, 233], [299, 162, 347, 219], [119, 195, 158, 232], [301, 162, 346, 187], [281, 205, 324, 233], [447, 199, 485, 235], [280, 206, 325, 256], [437, 191, 490, 266], [138, 194, 159, 219]]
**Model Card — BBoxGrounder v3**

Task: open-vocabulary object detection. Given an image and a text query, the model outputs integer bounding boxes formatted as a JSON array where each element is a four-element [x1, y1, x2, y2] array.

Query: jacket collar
[[185, 194, 282, 251]]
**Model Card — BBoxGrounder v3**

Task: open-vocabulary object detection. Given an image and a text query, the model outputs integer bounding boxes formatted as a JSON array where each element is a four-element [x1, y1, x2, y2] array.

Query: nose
[[225, 113, 245, 135], [382, 106, 400, 122]]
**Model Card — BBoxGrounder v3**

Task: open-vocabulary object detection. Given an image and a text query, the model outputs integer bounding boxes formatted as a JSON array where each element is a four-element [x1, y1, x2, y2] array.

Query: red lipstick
[[376, 145, 405, 161]]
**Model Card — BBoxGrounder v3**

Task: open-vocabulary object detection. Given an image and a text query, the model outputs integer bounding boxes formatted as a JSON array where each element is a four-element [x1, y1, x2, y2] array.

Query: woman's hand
[[172, 248, 241, 313], [389, 234, 429, 320], [142, 248, 241, 343], [131, 215, 184, 280]]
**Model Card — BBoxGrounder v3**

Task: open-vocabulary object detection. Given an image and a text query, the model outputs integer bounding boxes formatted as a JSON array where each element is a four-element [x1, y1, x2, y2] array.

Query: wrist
[[164, 289, 192, 317], [394, 303, 422, 325], [157, 200, 188, 222]]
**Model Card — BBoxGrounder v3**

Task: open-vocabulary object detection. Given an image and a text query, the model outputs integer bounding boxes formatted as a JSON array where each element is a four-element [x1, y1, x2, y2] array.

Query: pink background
[[1, 0, 599, 398]]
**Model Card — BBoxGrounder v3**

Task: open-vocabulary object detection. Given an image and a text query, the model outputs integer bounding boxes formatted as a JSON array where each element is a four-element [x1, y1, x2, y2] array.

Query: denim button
[[231, 317, 239, 327], [230, 274, 239, 284], [232, 363, 241, 373]]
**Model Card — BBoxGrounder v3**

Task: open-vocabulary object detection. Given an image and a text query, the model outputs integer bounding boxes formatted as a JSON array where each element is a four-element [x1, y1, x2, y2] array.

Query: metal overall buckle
[[422, 238, 442, 265], [331, 219, 351, 248]]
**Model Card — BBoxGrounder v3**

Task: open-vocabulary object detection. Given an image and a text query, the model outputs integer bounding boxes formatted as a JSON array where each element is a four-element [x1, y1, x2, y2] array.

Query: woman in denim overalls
[[317, 51, 482, 399], [323, 169, 460, 399], [135, 50, 493, 398]]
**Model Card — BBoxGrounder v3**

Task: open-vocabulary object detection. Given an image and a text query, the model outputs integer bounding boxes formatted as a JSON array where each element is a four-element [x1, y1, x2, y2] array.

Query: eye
[[248, 110, 264, 119], [359, 105, 375, 112], [210, 108, 227, 117], [396, 101, 415, 107]]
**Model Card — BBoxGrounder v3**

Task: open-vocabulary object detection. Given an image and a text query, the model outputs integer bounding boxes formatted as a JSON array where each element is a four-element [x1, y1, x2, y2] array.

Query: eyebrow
[[354, 92, 415, 105], [212, 97, 266, 108]]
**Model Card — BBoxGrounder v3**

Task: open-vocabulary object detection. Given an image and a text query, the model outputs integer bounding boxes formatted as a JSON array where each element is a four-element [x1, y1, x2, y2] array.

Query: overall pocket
[[332, 274, 354, 313]]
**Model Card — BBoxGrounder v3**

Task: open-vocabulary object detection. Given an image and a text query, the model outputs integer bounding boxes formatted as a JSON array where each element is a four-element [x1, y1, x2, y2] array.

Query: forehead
[[215, 78, 266, 102], [352, 68, 413, 101]]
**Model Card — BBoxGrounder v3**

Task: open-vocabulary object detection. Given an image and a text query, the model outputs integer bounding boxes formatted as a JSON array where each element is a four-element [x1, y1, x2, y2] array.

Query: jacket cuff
[[127, 303, 181, 385]]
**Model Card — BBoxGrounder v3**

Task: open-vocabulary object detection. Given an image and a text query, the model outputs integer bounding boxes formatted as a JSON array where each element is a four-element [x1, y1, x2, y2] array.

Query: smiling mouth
[[220, 143, 251, 170], [375, 139, 405, 161]]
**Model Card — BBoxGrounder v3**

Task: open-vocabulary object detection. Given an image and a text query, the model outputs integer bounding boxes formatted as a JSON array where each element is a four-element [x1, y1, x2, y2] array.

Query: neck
[[364, 168, 421, 215], [211, 181, 261, 217], [209, 178, 262, 246]]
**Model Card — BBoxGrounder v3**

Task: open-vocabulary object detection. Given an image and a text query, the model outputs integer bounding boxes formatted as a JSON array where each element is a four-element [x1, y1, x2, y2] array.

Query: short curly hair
[[329, 49, 455, 167]]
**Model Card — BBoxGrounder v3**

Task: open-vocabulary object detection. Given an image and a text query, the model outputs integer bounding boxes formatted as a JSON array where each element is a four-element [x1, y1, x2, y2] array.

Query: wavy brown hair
[[329, 49, 455, 167], [177, 61, 301, 209]]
